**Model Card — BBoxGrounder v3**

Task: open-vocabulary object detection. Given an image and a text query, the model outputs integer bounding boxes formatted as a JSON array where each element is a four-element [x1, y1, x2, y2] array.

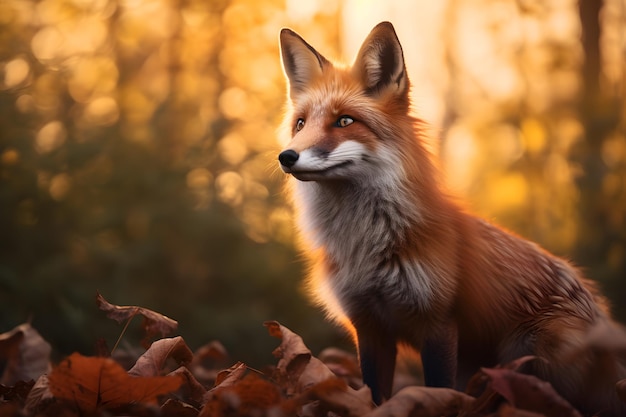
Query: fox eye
[[295, 118, 305, 132], [336, 116, 354, 128]]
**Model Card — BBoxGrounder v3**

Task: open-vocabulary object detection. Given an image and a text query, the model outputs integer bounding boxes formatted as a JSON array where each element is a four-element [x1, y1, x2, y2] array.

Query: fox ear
[[280, 28, 329, 97], [353, 22, 408, 97]]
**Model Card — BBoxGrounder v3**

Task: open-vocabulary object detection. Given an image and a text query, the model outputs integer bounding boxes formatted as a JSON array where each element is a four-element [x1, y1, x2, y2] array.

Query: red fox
[[277, 22, 625, 415]]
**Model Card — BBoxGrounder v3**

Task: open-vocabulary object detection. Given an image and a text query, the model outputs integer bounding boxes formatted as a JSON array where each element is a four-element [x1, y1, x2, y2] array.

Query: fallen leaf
[[0, 323, 51, 385], [128, 336, 193, 377], [193, 341, 230, 365], [161, 398, 199, 417], [319, 347, 363, 388], [24, 374, 54, 415], [169, 366, 207, 407], [49, 352, 182, 414], [482, 367, 582, 417], [364, 386, 474, 417], [298, 356, 337, 393], [265, 320, 337, 396], [464, 356, 540, 414], [212, 361, 248, 389], [200, 361, 249, 415], [189, 341, 230, 386], [265, 320, 312, 377], [465, 356, 538, 396], [96, 292, 178, 347], [0, 379, 33, 398], [0, 379, 35, 408], [301, 377, 373, 417], [200, 372, 293, 417]]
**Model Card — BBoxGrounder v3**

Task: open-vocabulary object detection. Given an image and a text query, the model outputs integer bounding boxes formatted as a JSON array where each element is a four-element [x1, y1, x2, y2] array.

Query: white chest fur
[[294, 176, 437, 320]]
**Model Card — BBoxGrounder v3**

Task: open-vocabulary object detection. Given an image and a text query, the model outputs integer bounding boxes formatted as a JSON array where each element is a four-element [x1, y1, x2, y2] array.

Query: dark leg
[[357, 329, 397, 404], [421, 328, 458, 388]]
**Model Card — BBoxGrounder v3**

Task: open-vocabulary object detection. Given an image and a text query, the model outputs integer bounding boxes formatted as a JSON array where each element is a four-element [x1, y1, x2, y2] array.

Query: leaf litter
[[0, 294, 623, 416]]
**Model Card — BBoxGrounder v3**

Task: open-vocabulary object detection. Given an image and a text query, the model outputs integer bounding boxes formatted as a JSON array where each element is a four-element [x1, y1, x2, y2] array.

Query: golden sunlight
[[1, 0, 623, 273], [342, 0, 448, 127], [0, 0, 624, 373], [3, 58, 30, 88], [36, 121, 67, 154]]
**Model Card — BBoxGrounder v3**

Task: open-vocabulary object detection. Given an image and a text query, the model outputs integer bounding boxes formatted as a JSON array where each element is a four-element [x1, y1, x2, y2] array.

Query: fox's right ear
[[280, 29, 329, 97]]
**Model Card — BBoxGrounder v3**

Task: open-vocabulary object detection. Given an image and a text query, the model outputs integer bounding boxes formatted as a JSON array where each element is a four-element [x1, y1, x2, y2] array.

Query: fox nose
[[278, 149, 299, 168]]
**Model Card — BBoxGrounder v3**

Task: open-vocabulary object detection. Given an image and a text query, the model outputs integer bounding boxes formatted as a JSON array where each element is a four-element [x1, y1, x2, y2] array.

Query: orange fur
[[277, 22, 625, 415]]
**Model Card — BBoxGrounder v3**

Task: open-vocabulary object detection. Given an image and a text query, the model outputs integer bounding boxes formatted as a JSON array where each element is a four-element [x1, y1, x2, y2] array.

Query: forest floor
[[0, 293, 620, 417]]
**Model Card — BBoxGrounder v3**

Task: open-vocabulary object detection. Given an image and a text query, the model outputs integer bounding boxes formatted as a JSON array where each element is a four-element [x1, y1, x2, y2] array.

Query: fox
[[277, 21, 625, 415]]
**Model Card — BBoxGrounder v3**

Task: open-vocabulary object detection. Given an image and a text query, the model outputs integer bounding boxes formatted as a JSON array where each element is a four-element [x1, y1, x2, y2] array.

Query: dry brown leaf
[[0, 379, 34, 402], [49, 352, 182, 414], [0, 378, 35, 415], [265, 321, 312, 375], [265, 321, 314, 393], [189, 341, 230, 386], [301, 377, 373, 417], [168, 366, 207, 407], [265, 321, 370, 416], [464, 356, 541, 414], [482, 368, 582, 417], [364, 386, 474, 417], [465, 356, 538, 397], [193, 341, 230, 364], [0, 323, 51, 385], [128, 336, 193, 377], [200, 372, 293, 417], [191, 341, 230, 375], [502, 356, 540, 372], [319, 347, 363, 388], [298, 356, 337, 393], [265, 320, 339, 398], [161, 398, 199, 417], [96, 292, 178, 346], [24, 374, 54, 414], [212, 361, 248, 389], [200, 363, 246, 416], [201, 361, 249, 407]]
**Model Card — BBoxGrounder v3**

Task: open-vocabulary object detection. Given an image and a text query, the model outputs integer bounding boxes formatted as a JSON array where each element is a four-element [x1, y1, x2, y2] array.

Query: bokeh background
[[1, 0, 624, 366]]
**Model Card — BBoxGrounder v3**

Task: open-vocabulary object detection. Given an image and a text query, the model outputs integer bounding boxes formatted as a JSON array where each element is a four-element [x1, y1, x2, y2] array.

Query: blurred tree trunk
[[574, 0, 625, 315], [579, 0, 602, 102]]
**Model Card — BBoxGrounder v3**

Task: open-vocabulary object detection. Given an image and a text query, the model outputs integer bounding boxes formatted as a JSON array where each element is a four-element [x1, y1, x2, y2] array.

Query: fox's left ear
[[353, 22, 408, 98]]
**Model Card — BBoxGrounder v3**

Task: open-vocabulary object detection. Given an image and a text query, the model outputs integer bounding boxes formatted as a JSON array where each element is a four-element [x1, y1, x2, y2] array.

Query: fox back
[[277, 22, 625, 416]]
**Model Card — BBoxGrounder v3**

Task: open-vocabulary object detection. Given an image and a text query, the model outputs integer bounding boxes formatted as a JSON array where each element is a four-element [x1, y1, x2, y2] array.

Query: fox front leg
[[356, 328, 397, 405], [420, 325, 458, 388]]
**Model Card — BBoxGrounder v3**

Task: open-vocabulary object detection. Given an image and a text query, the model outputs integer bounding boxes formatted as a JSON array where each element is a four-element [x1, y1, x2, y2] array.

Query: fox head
[[278, 22, 421, 183]]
